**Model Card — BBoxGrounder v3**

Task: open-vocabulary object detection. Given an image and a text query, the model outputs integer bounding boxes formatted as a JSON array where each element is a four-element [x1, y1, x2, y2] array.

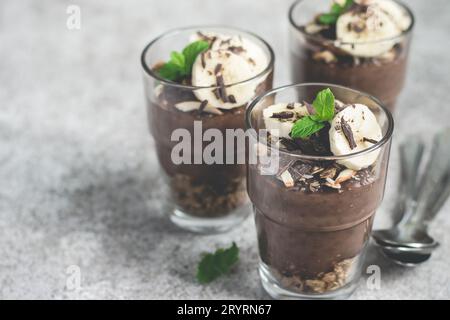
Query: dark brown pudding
[[290, 41, 409, 111], [148, 75, 273, 217], [142, 29, 274, 222], [246, 85, 393, 297]]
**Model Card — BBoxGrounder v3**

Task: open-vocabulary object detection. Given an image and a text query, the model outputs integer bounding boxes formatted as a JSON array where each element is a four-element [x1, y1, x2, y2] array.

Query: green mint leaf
[[182, 40, 209, 75], [196, 242, 239, 284], [318, 13, 338, 25], [343, 0, 354, 10], [318, 0, 354, 25], [312, 88, 335, 122], [290, 116, 325, 139], [330, 3, 343, 15], [157, 40, 209, 81], [157, 62, 182, 81], [170, 51, 185, 69]]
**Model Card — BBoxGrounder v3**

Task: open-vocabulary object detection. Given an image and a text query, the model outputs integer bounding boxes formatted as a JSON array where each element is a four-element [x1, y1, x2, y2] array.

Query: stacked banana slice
[[329, 104, 382, 170], [190, 32, 269, 110], [335, 0, 412, 57], [263, 102, 382, 170], [262, 103, 310, 138]]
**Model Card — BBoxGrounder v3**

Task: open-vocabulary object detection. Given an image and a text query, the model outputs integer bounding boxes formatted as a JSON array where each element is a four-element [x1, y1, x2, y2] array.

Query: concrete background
[[1, 0, 449, 299]]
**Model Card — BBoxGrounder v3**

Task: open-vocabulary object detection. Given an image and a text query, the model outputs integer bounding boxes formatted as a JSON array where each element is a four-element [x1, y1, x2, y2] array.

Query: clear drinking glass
[[246, 83, 394, 299], [141, 26, 274, 233], [289, 0, 414, 112]]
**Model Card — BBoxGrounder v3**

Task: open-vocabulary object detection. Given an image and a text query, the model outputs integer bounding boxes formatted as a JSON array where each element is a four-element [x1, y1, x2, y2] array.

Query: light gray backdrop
[[0, 0, 449, 299]]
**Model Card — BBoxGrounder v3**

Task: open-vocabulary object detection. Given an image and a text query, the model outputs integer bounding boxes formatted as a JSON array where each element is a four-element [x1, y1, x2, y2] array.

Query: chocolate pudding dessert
[[289, 0, 414, 111], [141, 27, 274, 232], [246, 85, 393, 299]]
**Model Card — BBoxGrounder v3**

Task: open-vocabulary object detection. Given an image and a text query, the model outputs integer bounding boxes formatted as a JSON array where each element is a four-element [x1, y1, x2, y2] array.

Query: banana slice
[[377, 0, 412, 31], [335, 0, 406, 57], [192, 49, 257, 109], [262, 103, 309, 138], [192, 32, 268, 75], [329, 104, 382, 170]]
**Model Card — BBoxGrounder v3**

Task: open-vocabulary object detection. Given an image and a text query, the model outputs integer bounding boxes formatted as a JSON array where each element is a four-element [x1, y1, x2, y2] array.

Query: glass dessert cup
[[141, 26, 274, 233], [288, 0, 414, 112], [246, 83, 393, 299]]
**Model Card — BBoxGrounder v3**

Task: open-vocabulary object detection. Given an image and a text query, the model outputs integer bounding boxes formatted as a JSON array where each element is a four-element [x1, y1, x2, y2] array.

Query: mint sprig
[[318, 0, 354, 25], [157, 40, 209, 81], [290, 88, 335, 139], [196, 242, 239, 284]]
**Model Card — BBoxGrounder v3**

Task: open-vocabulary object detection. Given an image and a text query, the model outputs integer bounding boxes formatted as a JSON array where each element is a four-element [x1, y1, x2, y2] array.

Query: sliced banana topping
[[192, 50, 257, 109], [190, 31, 269, 110], [192, 32, 268, 73], [329, 104, 382, 170], [262, 103, 309, 138], [335, 0, 411, 57]]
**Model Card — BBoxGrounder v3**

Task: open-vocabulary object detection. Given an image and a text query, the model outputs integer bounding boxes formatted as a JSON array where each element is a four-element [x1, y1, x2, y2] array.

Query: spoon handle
[[422, 167, 450, 225], [410, 129, 450, 227], [394, 140, 425, 225]]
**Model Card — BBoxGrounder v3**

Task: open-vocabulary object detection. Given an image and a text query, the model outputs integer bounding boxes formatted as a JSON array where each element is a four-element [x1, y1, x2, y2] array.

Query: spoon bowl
[[381, 248, 432, 267], [372, 227, 438, 249]]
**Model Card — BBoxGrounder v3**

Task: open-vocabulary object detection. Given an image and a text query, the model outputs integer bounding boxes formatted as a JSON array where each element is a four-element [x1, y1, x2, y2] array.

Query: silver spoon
[[372, 139, 424, 247], [371, 139, 432, 265], [373, 130, 450, 250], [380, 249, 432, 267]]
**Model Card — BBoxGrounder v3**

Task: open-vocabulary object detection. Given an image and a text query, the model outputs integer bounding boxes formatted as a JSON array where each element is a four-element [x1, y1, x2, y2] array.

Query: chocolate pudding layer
[[289, 0, 414, 112], [247, 86, 393, 295], [143, 29, 274, 219], [148, 74, 272, 217], [249, 162, 385, 292], [290, 44, 408, 111]]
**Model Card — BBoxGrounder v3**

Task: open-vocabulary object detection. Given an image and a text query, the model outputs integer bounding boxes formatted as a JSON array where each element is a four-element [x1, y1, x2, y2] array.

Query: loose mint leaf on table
[[318, 0, 354, 25], [157, 40, 209, 81], [196, 242, 239, 284], [290, 88, 335, 139]]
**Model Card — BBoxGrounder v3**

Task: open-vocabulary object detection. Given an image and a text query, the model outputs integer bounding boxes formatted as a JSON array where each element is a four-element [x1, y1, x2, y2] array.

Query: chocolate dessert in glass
[[141, 27, 274, 233], [246, 83, 393, 299], [289, 0, 414, 112]]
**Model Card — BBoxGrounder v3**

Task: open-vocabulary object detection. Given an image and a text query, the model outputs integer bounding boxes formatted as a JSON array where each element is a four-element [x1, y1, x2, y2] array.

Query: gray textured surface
[[1, 0, 449, 300]]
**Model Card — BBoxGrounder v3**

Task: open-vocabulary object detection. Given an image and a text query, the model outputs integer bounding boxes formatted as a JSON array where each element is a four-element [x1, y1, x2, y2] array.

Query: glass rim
[[288, 0, 415, 46], [245, 82, 394, 161], [140, 25, 275, 90]]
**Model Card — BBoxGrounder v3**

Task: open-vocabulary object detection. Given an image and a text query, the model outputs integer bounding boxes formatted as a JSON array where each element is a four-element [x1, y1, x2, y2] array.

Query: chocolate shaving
[[340, 117, 357, 150], [335, 101, 347, 113], [271, 111, 294, 119], [290, 162, 313, 180], [201, 52, 206, 69], [229, 46, 245, 54], [277, 158, 296, 176], [279, 138, 300, 151], [212, 88, 221, 100], [286, 103, 295, 110], [214, 63, 222, 75], [216, 75, 228, 103], [228, 95, 237, 103], [352, 23, 366, 33], [363, 137, 378, 144], [198, 100, 208, 113], [196, 31, 207, 40]]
